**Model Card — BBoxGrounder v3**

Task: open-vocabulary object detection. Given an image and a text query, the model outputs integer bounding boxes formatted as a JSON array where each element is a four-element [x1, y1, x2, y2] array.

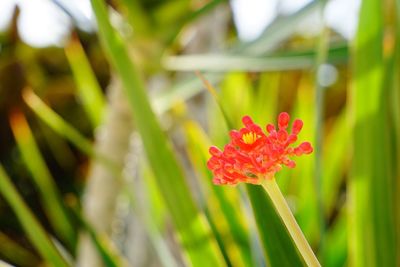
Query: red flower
[[207, 112, 313, 185]]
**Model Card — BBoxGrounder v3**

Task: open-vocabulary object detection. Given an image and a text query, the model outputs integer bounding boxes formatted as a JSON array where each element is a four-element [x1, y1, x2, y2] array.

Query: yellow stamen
[[242, 132, 258, 144]]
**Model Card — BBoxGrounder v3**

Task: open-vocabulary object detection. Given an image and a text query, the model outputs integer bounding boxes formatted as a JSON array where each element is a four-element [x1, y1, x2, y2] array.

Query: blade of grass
[[291, 77, 319, 246], [65, 34, 106, 127], [313, 2, 330, 255], [261, 179, 320, 267], [9, 109, 76, 250], [321, 111, 349, 215], [320, 209, 347, 267], [0, 165, 69, 267], [195, 71, 234, 129], [36, 120, 77, 170], [23, 89, 93, 156], [183, 119, 252, 267], [222, 73, 259, 125], [0, 232, 40, 267], [393, 1, 400, 264], [22, 89, 119, 173], [350, 0, 396, 265], [246, 185, 306, 266], [251, 72, 280, 123], [164, 44, 348, 72], [90, 0, 225, 265]]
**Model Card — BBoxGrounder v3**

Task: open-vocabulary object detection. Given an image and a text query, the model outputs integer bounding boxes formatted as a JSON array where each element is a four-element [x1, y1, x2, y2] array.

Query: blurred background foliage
[[0, 0, 398, 266]]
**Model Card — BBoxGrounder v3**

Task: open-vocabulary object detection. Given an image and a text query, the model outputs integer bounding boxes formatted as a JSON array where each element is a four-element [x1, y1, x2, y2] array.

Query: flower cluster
[[207, 113, 313, 185]]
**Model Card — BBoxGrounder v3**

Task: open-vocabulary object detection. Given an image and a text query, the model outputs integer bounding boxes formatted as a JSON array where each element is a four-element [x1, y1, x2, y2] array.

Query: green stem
[[261, 178, 321, 267]]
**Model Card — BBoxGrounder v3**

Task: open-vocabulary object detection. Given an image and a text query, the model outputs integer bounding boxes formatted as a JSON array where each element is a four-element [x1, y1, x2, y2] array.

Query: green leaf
[[65, 36, 106, 127], [0, 165, 69, 267], [9, 109, 76, 250], [321, 111, 349, 215], [23, 89, 118, 173], [0, 232, 40, 266], [90, 0, 225, 265], [246, 185, 305, 267], [291, 81, 319, 246], [350, 0, 397, 266], [163, 43, 348, 72], [320, 209, 347, 267]]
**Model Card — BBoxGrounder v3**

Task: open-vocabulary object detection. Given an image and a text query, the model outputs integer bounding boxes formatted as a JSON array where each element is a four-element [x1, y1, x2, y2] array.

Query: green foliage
[[90, 0, 225, 265], [350, 0, 397, 266], [65, 37, 106, 127], [0, 0, 399, 266], [9, 110, 76, 250], [183, 120, 252, 267], [246, 185, 306, 266], [0, 165, 69, 267]]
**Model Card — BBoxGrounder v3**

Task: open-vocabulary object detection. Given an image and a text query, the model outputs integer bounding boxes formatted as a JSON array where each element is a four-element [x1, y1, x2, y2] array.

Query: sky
[[0, 0, 360, 48], [0, 0, 92, 47], [231, 0, 360, 41]]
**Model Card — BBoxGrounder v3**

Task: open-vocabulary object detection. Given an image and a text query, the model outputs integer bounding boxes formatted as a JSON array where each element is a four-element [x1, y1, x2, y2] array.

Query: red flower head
[[207, 112, 313, 185]]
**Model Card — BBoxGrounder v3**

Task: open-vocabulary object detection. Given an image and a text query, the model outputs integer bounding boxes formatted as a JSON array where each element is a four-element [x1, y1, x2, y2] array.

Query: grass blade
[[350, 0, 396, 265], [0, 165, 69, 267], [22, 89, 118, 172], [65, 35, 106, 127], [0, 232, 40, 266], [246, 185, 305, 266], [291, 79, 319, 246], [164, 44, 348, 72], [321, 111, 348, 215], [313, 6, 330, 254], [9, 109, 76, 250], [90, 0, 225, 265], [261, 179, 320, 266], [22, 89, 94, 157], [183, 119, 252, 267], [320, 209, 347, 267]]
